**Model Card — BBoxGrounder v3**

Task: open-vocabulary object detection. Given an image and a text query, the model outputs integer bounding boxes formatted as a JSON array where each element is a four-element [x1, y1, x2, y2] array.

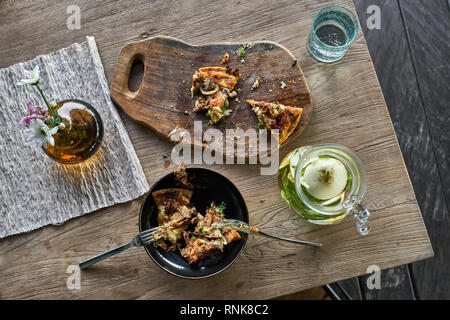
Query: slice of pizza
[[180, 231, 224, 264], [193, 91, 231, 124], [190, 66, 240, 125], [179, 202, 240, 264], [154, 205, 197, 251], [152, 188, 193, 225], [191, 67, 240, 95], [247, 99, 303, 144], [152, 188, 195, 251]]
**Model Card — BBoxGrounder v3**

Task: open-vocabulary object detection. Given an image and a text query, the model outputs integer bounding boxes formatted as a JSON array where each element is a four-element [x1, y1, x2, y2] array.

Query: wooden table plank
[[399, 0, 450, 204], [397, 0, 450, 300], [0, 0, 433, 299], [333, 0, 449, 300], [335, 0, 422, 300]]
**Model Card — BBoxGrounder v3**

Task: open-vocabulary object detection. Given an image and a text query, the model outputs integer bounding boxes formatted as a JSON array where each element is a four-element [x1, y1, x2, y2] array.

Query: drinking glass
[[308, 5, 359, 63]]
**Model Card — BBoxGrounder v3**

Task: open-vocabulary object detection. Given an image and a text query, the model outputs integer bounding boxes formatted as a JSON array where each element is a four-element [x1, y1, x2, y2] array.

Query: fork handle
[[79, 242, 132, 270], [258, 231, 323, 247]]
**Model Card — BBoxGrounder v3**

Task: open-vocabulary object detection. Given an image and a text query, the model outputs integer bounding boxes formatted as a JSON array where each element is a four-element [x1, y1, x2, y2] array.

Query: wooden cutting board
[[110, 36, 312, 155]]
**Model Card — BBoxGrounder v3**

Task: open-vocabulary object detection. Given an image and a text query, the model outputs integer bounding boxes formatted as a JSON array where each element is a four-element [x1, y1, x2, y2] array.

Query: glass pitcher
[[278, 143, 370, 235]]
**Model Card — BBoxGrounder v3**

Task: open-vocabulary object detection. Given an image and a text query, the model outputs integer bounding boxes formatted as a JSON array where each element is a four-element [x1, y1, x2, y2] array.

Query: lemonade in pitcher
[[278, 143, 370, 235]]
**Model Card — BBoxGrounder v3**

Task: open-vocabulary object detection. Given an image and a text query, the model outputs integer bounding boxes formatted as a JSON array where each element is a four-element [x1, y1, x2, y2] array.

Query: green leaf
[[238, 47, 246, 57], [217, 201, 226, 214]]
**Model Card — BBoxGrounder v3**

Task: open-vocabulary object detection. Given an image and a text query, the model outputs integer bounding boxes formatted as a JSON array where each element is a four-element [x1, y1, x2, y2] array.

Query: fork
[[213, 219, 323, 247], [79, 227, 159, 270]]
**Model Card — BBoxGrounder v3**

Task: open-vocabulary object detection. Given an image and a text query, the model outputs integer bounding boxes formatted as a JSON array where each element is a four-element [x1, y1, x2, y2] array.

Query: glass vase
[[42, 99, 103, 164]]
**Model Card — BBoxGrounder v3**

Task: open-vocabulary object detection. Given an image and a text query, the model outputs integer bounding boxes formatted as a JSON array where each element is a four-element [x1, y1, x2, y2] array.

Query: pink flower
[[34, 106, 48, 120], [19, 101, 49, 125], [19, 101, 35, 125], [19, 114, 32, 125], [26, 101, 35, 114]]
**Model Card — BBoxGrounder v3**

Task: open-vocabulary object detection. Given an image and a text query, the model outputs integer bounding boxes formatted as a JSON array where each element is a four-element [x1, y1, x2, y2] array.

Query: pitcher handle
[[349, 203, 370, 235]]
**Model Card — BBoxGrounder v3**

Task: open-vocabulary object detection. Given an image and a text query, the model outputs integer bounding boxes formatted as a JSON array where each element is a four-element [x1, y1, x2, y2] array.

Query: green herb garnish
[[217, 202, 226, 214], [191, 236, 196, 241], [256, 116, 265, 129], [238, 47, 246, 57]]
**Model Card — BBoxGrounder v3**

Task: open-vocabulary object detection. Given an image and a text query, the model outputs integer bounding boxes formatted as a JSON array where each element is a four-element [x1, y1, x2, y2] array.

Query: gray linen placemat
[[0, 36, 149, 238]]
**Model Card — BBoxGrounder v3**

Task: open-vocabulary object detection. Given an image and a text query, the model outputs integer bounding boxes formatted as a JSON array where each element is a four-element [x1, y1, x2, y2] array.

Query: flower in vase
[[16, 65, 40, 86], [24, 118, 59, 147]]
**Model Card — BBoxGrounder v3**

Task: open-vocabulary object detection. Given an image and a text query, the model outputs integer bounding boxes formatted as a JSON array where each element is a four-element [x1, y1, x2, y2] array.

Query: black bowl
[[139, 167, 249, 279]]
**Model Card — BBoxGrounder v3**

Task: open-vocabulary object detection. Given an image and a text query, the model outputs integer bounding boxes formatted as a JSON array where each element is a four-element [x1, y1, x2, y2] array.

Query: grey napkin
[[0, 36, 149, 238]]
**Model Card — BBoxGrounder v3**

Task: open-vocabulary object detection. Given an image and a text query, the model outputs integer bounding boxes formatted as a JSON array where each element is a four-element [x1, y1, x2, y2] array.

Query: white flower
[[24, 119, 59, 147], [16, 65, 40, 86]]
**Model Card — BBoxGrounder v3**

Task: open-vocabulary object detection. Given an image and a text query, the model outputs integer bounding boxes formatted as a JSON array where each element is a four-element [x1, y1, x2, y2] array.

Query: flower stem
[[35, 84, 59, 121], [35, 84, 51, 111]]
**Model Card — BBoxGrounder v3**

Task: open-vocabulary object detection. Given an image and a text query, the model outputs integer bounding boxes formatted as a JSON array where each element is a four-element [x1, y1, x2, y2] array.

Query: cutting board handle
[[111, 42, 147, 101]]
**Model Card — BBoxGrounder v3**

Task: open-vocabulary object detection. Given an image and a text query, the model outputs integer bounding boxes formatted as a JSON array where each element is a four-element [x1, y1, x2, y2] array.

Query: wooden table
[[330, 0, 449, 300], [0, 0, 433, 299]]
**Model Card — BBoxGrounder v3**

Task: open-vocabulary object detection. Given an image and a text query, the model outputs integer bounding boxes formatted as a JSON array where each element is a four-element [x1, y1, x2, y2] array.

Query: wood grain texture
[[0, 0, 433, 299], [398, 0, 450, 300], [333, 0, 450, 300], [400, 0, 450, 205], [274, 286, 330, 300], [335, 0, 419, 300], [110, 36, 312, 154]]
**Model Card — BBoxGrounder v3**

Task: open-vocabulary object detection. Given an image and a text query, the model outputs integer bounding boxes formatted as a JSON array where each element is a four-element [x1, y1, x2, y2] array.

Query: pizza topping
[[155, 205, 198, 245], [153, 197, 241, 264], [192, 67, 240, 93], [174, 164, 194, 189], [247, 99, 303, 144], [151, 178, 240, 264], [152, 188, 193, 225], [180, 202, 240, 264], [191, 67, 240, 124], [199, 78, 219, 95], [193, 97, 208, 112], [223, 88, 237, 98], [193, 88, 233, 124]]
